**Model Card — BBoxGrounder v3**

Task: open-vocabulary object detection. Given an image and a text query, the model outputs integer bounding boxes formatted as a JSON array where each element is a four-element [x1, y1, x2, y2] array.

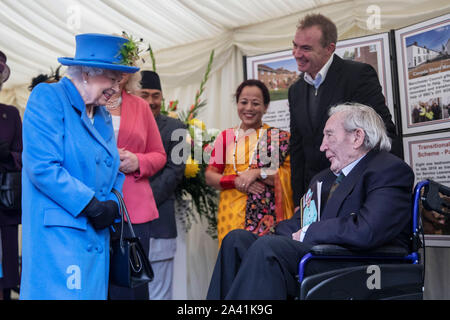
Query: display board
[[395, 14, 450, 135], [245, 32, 395, 131], [397, 14, 450, 246]]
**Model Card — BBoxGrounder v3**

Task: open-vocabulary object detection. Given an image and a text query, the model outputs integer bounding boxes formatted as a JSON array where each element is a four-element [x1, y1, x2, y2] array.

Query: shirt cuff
[[300, 224, 310, 242]]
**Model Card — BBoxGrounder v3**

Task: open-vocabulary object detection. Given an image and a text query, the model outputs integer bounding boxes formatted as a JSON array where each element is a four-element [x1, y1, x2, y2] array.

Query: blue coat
[[20, 77, 124, 300]]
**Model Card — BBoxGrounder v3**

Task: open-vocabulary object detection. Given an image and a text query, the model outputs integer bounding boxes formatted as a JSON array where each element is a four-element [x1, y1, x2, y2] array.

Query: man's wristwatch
[[260, 168, 268, 180]]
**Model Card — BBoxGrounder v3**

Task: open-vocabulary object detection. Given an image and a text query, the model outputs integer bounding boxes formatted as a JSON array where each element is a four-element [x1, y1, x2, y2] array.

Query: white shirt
[[297, 152, 367, 242], [111, 115, 121, 142], [340, 154, 365, 177], [302, 54, 334, 89]]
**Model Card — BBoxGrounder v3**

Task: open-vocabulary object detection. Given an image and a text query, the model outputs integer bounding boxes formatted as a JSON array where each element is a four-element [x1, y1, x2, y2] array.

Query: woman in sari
[[206, 79, 293, 245]]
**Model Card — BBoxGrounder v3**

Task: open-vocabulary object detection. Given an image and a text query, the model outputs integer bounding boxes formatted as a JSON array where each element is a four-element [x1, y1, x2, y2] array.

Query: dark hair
[[234, 79, 270, 106], [28, 66, 62, 91], [297, 13, 337, 48]]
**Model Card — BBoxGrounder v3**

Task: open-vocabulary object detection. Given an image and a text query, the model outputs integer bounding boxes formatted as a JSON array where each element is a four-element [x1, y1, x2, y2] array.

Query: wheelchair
[[297, 179, 450, 300]]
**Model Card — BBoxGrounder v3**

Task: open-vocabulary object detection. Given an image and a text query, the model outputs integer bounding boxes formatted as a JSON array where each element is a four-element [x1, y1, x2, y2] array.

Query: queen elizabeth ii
[[20, 33, 139, 300]]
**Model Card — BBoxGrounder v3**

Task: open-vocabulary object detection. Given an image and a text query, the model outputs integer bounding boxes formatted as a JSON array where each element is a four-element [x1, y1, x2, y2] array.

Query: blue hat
[[58, 33, 139, 73]]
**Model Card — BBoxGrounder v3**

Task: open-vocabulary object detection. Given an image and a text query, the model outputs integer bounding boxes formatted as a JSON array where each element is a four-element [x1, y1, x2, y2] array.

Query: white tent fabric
[[1, 0, 449, 299], [2, 0, 450, 122]]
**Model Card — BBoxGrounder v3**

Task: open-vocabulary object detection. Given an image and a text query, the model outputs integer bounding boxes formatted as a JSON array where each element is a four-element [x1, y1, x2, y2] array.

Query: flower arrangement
[[148, 46, 220, 238]]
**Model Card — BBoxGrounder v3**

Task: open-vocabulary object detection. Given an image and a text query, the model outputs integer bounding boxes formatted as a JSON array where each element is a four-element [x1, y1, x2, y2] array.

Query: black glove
[[82, 197, 119, 230], [0, 140, 10, 160]]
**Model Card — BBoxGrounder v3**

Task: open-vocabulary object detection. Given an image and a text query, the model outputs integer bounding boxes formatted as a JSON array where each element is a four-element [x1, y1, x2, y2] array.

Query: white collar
[[338, 152, 367, 177], [303, 54, 334, 89]]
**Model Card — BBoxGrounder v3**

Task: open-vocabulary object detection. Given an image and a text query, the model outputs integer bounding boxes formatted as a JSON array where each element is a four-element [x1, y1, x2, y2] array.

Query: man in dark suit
[[137, 71, 187, 299], [289, 13, 401, 207], [206, 103, 414, 299]]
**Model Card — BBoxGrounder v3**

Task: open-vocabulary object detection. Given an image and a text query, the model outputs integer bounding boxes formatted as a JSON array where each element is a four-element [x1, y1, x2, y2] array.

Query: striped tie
[[327, 172, 345, 201]]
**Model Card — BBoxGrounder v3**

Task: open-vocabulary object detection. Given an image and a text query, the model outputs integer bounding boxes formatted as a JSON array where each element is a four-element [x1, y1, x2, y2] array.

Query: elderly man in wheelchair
[[207, 102, 449, 300]]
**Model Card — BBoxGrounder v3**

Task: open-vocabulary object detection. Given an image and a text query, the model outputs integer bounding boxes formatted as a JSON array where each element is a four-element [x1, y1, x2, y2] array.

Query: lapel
[[155, 114, 169, 151], [312, 54, 343, 135], [319, 171, 339, 206], [61, 77, 113, 156], [294, 54, 344, 135], [295, 76, 315, 134], [155, 113, 167, 133], [117, 91, 137, 148], [321, 150, 378, 219]]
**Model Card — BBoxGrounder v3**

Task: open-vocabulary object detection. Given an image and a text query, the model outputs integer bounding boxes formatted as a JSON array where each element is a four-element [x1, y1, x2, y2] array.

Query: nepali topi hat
[[140, 70, 161, 91]]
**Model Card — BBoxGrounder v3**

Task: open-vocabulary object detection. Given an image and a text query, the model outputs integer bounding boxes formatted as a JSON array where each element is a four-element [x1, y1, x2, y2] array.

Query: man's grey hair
[[329, 102, 391, 152]]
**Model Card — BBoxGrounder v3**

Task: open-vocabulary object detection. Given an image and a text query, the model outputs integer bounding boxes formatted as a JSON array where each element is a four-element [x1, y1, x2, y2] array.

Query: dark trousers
[[207, 229, 371, 300], [0, 225, 20, 291], [108, 221, 151, 300], [207, 229, 314, 300]]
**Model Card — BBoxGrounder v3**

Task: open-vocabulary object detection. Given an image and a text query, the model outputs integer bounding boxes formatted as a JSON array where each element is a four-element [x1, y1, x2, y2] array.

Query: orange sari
[[208, 124, 294, 246]]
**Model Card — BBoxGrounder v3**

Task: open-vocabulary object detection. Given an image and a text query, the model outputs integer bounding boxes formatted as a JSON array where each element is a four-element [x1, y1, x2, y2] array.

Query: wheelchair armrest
[[309, 244, 408, 257]]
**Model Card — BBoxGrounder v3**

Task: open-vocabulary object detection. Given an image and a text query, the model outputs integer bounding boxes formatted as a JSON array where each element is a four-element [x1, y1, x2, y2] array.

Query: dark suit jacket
[[275, 150, 414, 251], [0, 103, 22, 226], [148, 114, 187, 238], [288, 54, 400, 206]]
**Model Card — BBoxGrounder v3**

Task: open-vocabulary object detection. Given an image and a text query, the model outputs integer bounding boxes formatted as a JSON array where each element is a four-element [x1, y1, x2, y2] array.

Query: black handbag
[[110, 189, 154, 288], [0, 171, 21, 210]]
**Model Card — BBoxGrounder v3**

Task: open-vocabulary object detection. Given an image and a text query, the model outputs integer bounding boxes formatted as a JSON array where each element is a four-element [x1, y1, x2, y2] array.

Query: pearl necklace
[[232, 124, 266, 174], [106, 96, 122, 111]]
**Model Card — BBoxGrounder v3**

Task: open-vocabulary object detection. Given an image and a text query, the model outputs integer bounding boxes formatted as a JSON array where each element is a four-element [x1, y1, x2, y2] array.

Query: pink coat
[[117, 91, 166, 223]]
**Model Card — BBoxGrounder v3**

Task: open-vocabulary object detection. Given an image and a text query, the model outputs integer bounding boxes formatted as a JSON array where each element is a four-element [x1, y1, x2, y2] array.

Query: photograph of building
[[337, 44, 379, 78], [407, 41, 440, 68], [406, 25, 450, 79], [257, 60, 299, 101]]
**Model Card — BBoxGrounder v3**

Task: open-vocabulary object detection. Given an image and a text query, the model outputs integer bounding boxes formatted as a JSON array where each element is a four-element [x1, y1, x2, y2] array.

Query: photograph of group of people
[[411, 97, 450, 123]]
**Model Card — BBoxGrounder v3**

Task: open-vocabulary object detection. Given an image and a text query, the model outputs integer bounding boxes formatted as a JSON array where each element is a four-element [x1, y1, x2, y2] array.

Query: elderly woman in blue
[[20, 34, 139, 300]]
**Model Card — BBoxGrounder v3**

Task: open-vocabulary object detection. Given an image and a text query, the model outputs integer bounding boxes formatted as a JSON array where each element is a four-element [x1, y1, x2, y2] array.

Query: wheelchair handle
[[422, 180, 450, 216], [434, 180, 450, 197]]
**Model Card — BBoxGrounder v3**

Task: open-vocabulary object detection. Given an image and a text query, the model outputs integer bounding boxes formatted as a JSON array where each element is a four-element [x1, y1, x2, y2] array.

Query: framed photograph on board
[[395, 14, 450, 135], [335, 32, 396, 121], [403, 132, 450, 246], [245, 49, 297, 132], [245, 32, 396, 131]]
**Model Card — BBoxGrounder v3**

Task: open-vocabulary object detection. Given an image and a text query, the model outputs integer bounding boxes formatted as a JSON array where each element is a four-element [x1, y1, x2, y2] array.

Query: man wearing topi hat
[[21, 34, 139, 300], [137, 71, 188, 300]]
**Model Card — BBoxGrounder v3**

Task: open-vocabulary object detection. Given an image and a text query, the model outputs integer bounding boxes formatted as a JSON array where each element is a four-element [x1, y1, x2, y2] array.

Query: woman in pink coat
[[107, 71, 166, 300]]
